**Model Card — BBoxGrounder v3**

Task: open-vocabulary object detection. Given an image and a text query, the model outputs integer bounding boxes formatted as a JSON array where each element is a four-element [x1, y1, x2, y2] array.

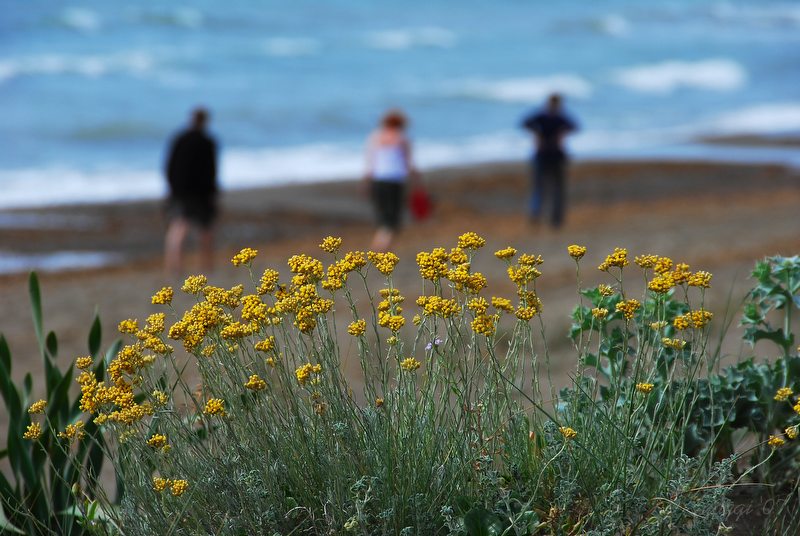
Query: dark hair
[[381, 109, 407, 130], [192, 107, 209, 129]]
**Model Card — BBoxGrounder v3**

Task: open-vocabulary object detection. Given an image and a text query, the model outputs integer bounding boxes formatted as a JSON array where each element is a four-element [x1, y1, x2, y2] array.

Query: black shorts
[[372, 181, 406, 230], [167, 196, 218, 228]]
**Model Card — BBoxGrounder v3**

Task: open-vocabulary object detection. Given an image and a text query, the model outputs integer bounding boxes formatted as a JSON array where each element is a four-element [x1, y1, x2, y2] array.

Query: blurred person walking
[[163, 107, 219, 275], [363, 109, 420, 252], [521, 93, 578, 228]]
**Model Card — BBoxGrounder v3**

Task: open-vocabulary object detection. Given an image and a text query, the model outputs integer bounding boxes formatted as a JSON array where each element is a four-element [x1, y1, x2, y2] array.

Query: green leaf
[[88, 314, 102, 357], [0, 336, 10, 373], [45, 331, 58, 360], [28, 272, 43, 349], [464, 507, 503, 536]]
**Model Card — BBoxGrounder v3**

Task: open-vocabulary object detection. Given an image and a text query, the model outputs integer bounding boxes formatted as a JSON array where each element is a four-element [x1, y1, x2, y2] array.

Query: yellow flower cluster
[[203, 284, 244, 308], [169, 301, 225, 351], [151, 286, 174, 305], [598, 284, 614, 297], [494, 247, 517, 260], [254, 336, 276, 352], [322, 251, 367, 290], [768, 435, 785, 449], [774, 387, 794, 402], [28, 399, 47, 414], [688, 270, 712, 288], [203, 398, 226, 417], [118, 319, 138, 334], [471, 314, 497, 336], [654, 257, 673, 274], [23, 422, 42, 440], [274, 280, 332, 334], [295, 363, 322, 386], [182, 274, 208, 294], [147, 433, 168, 449], [648, 274, 674, 294], [636, 383, 654, 394], [515, 306, 539, 321], [152, 390, 169, 406], [244, 374, 267, 391], [368, 251, 400, 276], [672, 263, 691, 285], [417, 295, 460, 318], [650, 321, 668, 330], [468, 297, 488, 314], [457, 231, 486, 250], [598, 248, 628, 271], [257, 269, 280, 295], [348, 319, 367, 336], [75, 356, 93, 370], [144, 313, 165, 334], [378, 312, 405, 332], [400, 357, 421, 372], [416, 248, 450, 280], [559, 426, 577, 440], [288, 254, 324, 283], [449, 247, 468, 265], [58, 421, 85, 441], [591, 307, 608, 320], [634, 254, 658, 269], [319, 236, 343, 253], [153, 477, 189, 496], [615, 299, 641, 320], [231, 247, 258, 266], [662, 337, 686, 350], [507, 264, 541, 286], [220, 321, 254, 340], [786, 425, 799, 440], [491, 297, 514, 313], [673, 309, 713, 330], [567, 245, 587, 260]]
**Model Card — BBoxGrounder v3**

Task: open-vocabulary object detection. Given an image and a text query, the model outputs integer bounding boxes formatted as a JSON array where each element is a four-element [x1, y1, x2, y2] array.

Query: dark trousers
[[529, 154, 566, 227]]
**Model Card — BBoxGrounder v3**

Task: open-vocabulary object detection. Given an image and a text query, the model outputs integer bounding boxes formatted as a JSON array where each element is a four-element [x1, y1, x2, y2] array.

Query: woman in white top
[[363, 109, 419, 252]]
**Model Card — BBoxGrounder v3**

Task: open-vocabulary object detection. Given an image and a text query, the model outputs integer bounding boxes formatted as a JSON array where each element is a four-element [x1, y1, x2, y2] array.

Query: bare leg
[[199, 227, 214, 275], [164, 218, 189, 276], [370, 227, 394, 252]]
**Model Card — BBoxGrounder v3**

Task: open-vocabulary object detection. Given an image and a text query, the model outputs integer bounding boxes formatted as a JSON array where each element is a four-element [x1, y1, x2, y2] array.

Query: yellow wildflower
[[295, 363, 322, 386], [367, 251, 400, 276], [28, 399, 47, 414], [491, 297, 514, 313], [615, 299, 641, 320], [319, 236, 343, 253], [518, 253, 544, 266], [255, 336, 276, 352], [153, 477, 170, 493], [245, 374, 267, 391], [231, 247, 258, 266], [203, 398, 226, 417], [375, 398, 384, 408], [412, 314, 422, 325], [636, 383, 654, 394], [775, 387, 794, 402], [598, 248, 628, 271], [457, 231, 486, 250], [257, 269, 280, 295], [74, 356, 93, 370], [653, 257, 673, 274], [400, 357, 421, 372], [118, 319, 138, 334], [449, 247, 468, 265], [688, 270, 712, 288], [348, 319, 367, 336], [147, 434, 168, 449], [494, 247, 517, 260], [662, 337, 686, 350], [559, 426, 577, 440], [650, 320, 668, 330], [648, 274, 674, 294], [567, 245, 587, 260], [515, 306, 538, 321], [182, 274, 208, 294], [471, 314, 497, 336], [786, 426, 798, 440], [768, 435, 785, 449], [591, 307, 608, 320], [378, 311, 405, 332], [598, 284, 614, 297], [23, 422, 42, 440], [58, 421, 85, 441], [635, 254, 658, 269], [152, 390, 169, 406], [151, 287, 173, 305], [170, 479, 189, 497], [672, 263, 691, 285]]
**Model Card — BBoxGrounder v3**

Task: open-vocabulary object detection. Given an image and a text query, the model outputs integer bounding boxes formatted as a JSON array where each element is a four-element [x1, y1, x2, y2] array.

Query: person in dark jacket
[[521, 93, 578, 228], [164, 107, 218, 275]]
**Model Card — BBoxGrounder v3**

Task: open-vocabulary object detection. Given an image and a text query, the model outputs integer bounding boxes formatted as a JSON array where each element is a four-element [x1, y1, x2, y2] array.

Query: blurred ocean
[[1, 0, 799, 208]]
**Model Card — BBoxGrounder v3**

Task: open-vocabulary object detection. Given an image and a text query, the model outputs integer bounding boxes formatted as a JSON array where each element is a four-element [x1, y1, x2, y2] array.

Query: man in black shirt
[[164, 107, 218, 275], [521, 93, 577, 228]]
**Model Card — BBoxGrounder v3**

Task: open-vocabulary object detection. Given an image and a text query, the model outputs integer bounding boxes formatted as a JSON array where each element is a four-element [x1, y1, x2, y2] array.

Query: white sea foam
[[704, 103, 800, 135], [0, 250, 121, 275], [449, 75, 592, 103], [59, 7, 102, 32], [0, 51, 155, 84], [263, 38, 320, 57], [365, 27, 457, 50], [614, 59, 746, 94], [709, 2, 800, 27]]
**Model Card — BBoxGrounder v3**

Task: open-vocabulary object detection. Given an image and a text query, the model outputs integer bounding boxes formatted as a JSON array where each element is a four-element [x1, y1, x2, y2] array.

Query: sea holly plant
[[0, 273, 120, 535]]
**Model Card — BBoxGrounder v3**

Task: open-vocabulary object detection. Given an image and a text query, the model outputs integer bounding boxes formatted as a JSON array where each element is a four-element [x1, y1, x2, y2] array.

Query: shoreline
[[0, 155, 798, 279]]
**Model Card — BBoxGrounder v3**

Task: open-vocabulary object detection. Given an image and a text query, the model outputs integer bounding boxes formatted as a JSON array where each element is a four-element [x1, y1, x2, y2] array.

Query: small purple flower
[[425, 338, 443, 351]]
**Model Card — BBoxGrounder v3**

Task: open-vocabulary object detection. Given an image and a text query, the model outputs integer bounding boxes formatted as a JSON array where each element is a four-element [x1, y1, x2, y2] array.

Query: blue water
[[1, 1, 799, 208]]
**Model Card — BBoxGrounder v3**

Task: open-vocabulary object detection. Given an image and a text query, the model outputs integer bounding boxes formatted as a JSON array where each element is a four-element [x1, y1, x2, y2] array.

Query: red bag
[[409, 186, 432, 221]]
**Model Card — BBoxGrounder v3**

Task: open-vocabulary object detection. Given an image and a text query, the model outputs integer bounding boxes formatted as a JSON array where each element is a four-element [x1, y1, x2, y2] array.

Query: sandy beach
[[1, 157, 799, 389]]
